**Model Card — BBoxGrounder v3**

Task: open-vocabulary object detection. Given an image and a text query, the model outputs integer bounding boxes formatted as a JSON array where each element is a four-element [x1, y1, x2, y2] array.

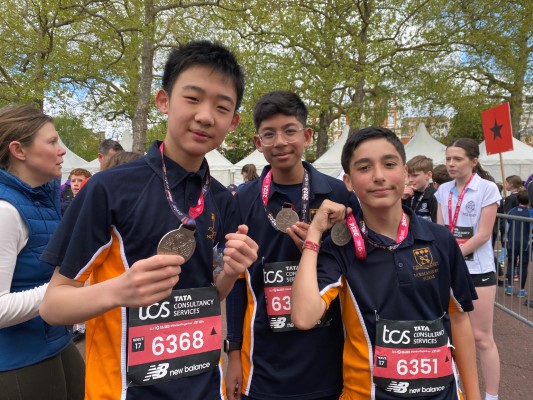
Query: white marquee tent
[[232, 149, 269, 185], [404, 123, 446, 165], [205, 149, 234, 187], [59, 136, 88, 182], [479, 137, 533, 182], [312, 126, 350, 177]]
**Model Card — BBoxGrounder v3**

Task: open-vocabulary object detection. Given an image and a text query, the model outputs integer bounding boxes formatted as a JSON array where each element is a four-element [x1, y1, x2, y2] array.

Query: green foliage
[[54, 114, 100, 161]]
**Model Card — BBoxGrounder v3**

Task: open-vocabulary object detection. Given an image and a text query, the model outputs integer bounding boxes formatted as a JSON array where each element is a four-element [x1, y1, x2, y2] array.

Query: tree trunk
[[315, 111, 330, 158]]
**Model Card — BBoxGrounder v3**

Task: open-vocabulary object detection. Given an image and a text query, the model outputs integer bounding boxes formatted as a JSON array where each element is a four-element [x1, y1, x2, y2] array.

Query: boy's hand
[[402, 185, 414, 199], [117, 255, 183, 308], [287, 221, 309, 253], [223, 225, 259, 278], [309, 200, 348, 235]]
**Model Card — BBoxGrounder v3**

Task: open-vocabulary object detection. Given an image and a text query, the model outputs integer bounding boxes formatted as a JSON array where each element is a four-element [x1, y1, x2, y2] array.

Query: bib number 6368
[[397, 358, 438, 376], [152, 331, 204, 356]]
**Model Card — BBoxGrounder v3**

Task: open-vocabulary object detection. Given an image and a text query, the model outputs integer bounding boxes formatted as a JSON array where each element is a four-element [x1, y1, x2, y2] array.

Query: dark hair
[[432, 164, 452, 185], [162, 40, 245, 111], [0, 105, 54, 170], [341, 126, 405, 173], [407, 155, 433, 174], [517, 189, 529, 206], [253, 91, 307, 130], [447, 138, 494, 182], [241, 163, 259, 181], [99, 138, 123, 155], [102, 151, 143, 170]]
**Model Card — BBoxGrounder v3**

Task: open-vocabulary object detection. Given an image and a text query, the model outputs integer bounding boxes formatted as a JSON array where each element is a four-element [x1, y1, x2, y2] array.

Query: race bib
[[451, 226, 474, 261], [373, 317, 454, 397], [126, 287, 221, 386], [263, 260, 331, 332]]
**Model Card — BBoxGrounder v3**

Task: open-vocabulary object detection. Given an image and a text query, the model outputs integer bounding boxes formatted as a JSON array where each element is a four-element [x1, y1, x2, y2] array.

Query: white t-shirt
[[0, 200, 48, 329], [435, 174, 501, 275]]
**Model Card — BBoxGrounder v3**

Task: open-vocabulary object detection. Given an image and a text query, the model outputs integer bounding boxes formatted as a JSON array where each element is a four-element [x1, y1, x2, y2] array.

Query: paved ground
[[76, 301, 531, 399]]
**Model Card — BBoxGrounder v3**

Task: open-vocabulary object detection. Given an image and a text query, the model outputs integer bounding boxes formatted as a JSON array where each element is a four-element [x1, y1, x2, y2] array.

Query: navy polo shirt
[[317, 207, 477, 399], [42, 141, 236, 400], [226, 162, 359, 400]]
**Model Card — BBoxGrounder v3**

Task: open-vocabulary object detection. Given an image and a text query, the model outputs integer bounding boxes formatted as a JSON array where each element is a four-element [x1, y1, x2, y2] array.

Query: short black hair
[[162, 40, 245, 111], [99, 138, 123, 155], [253, 91, 307, 130], [341, 126, 405, 173]]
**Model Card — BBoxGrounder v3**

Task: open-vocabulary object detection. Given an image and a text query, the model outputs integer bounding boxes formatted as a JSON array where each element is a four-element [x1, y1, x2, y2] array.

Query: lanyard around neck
[[447, 174, 474, 235]]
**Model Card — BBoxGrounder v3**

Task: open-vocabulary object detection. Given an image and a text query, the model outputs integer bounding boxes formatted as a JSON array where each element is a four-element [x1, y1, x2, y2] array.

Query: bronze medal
[[275, 208, 299, 233], [331, 221, 351, 246], [157, 225, 196, 262]]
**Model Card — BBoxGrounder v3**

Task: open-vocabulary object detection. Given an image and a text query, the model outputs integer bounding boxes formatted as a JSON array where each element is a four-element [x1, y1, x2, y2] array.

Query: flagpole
[[499, 153, 507, 198]]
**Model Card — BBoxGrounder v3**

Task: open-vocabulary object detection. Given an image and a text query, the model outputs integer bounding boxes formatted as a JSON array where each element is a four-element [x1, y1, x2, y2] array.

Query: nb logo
[[386, 381, 409, 393], [270, 317, 286, 329], [143, 363, 169, 382]]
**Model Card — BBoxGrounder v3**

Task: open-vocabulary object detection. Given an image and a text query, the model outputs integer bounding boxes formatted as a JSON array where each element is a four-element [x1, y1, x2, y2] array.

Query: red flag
[[482, 102, 513, 155]]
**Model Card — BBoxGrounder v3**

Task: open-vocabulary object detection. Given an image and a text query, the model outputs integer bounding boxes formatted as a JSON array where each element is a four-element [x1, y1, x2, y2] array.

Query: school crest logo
[[413, 247, 433, 269], [465, 201, 476, 214], [309, 208, 318, 222]]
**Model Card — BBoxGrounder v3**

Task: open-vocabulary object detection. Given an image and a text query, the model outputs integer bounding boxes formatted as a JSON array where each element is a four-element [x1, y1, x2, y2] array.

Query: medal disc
[[331, 221, 351, 246], [275, 208, 299, 233], [157, 226, 196, 262]]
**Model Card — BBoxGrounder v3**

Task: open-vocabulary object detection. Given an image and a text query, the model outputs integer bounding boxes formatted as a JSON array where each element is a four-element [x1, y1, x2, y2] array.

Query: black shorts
[[470, 271, 496, 287]]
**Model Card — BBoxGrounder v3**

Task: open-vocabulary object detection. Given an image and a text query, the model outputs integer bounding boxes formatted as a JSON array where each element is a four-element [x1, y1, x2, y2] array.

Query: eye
[[217, 105, 230, 113], [185, 96, 199, 103], [261, 131, 275, 140], [385, 162, 397, 168], [358, 165, 370, 172], [284, 128, 299, 136]]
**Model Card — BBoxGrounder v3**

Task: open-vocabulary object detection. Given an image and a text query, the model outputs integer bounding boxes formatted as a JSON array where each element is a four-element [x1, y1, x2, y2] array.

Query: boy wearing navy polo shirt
[[292, 127, 481, 400], [39, 41, 258, 400], [225, 91, 357, 400]]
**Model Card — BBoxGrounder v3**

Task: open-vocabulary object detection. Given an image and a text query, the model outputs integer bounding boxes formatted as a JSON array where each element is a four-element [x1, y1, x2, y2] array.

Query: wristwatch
[[224, 339, 242, 353]]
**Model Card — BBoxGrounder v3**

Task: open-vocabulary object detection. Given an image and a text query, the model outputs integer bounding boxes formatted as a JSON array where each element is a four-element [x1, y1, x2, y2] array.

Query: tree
[[54, 113, 101, 160]]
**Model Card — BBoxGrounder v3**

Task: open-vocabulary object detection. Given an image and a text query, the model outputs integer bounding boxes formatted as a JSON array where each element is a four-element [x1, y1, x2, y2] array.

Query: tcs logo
[[263, 270, 283, 284], [138, 302, 170, 321], [382, 325, 411, 345]]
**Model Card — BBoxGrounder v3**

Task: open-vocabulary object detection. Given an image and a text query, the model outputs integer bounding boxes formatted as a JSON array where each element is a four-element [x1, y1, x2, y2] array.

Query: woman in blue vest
[[0, 105, 84, 399]]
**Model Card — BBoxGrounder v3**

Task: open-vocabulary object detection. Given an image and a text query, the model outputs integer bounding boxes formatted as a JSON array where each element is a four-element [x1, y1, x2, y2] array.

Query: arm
[[436, 202, 444, 225], [449, 311, 481, 400], [0, 202, 48, 328], [214, 224, 258, 300], [459, 203, 497, 257], [291, 200, 346, 330], [40, 254, 183, 325]]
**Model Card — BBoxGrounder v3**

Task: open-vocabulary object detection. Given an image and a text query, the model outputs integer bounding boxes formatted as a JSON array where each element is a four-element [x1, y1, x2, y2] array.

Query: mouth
[[191, 129, 210, 139]]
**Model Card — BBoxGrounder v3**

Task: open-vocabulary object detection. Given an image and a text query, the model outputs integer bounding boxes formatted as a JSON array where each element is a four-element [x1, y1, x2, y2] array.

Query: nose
[[58, 145, 66, 156], [373, 165, 386, 182], [195, 104, 215, 126], [273, 131, 289, 147]]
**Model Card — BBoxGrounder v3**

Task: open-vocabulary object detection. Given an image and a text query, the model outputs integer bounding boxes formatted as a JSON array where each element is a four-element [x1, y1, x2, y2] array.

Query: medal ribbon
[[159, 142, 210, 230], [447, 174, 474, 235], [346, 211, 408, 259], [260, 168, 311, 231]]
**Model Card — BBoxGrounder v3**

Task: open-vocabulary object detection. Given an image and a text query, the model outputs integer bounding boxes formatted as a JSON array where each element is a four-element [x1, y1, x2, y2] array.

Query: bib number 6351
[[152, 331, 204, 356], [397, 358, 438, 376]]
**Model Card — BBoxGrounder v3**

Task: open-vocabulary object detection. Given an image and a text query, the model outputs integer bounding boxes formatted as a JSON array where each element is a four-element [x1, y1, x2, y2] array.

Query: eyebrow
[[182, 84, 235, 106], [352, 153, 401, 165], [260, 122, 301, 131]]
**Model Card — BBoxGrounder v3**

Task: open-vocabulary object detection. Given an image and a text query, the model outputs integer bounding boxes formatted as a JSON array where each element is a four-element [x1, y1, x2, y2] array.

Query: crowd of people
[[0, 39, 530, 400]]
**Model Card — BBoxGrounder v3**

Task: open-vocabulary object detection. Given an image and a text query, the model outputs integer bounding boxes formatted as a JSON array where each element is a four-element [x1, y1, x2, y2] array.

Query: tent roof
[[479, 137, 533, 160], [312, 126, 349, 176], [205, 148, 233, 169], [404, 123, 446, 164], [59, 136, 88, 182], [478, 138, 533, 181]]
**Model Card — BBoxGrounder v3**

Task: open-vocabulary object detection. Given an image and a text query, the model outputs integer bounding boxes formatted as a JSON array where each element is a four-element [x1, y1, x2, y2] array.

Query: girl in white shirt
[[435, 138, 501, 400]]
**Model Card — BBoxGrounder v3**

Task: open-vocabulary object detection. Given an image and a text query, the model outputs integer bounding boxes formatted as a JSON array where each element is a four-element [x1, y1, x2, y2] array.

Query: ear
[[253, 134, 263, 153], [472, 157, 478, 168], [343, 172, 353, 192], [155, 89, 170, 115], [229, 113, 240, 132], [303, 127, 312, 147], [8, 141, 26, 161]]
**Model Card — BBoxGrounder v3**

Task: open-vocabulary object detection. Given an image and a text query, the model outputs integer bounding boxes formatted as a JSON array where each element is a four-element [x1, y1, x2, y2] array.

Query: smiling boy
[[39, 41, 258, 400], [401, 155, 437, 222], [292, 127, 481, 400]]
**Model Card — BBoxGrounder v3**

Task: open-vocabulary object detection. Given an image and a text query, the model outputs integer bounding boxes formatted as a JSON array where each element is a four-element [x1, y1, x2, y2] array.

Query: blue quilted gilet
[[0, 169, 71, 371]]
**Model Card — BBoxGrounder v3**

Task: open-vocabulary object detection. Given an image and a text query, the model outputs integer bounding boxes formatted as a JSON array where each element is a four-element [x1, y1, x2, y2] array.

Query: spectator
[[101, 151, 143, 170], [432, 164, 452, 189], [97, 138, 123, 170], [61, 168, 92, 215], [241, 163, 258, 182], [0, 105, 84, 399], [401, 155, 438, 222]]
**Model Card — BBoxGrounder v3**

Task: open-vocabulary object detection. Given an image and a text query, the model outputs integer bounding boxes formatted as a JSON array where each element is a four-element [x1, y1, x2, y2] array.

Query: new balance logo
[[270, 317, 287, 329], [386, 381, 409, 393], [143, 363, 170, 382]]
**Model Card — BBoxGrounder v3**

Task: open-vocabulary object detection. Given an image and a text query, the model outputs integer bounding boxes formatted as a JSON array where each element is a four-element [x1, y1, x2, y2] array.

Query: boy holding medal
[[291, 127, 481, 400], [39, 41, 258, 400], [225, 91, 358, 400]]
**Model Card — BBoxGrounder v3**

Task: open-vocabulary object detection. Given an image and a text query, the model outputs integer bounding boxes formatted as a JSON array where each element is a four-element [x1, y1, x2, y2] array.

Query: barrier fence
[[493, 213, 532, 327]]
